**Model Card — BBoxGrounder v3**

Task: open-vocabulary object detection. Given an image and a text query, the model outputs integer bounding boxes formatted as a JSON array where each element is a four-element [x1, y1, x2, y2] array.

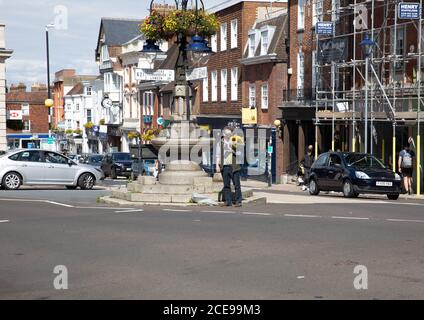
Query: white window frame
[[142, 91, 154, 116], [101, 44, 109, 63], [332, 0, 340, 22], [211, 34, 217, 53], [211, 70, 218, 102], [297, 52, 305, 98], [261, 30, 269, 55], [249, 84, 256, 108], [220, 23, 227, 52], [202, 76, 209, 102], [230, 19, 238, 49], [312, 50, 317, 97], [231, 67, 238, 101], [261, 84, 269, 109], [21, 103, 30, 116], [221, 69, 227, 102], [22, 120, 31, 132], [314, 0, 323, 25], [248, 33, 256, 57], [298, 0, 305, 30]]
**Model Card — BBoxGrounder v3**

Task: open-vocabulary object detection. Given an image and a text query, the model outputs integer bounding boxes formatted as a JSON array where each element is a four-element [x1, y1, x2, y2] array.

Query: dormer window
[[261, 30, 269, 55], [248, 33, 256, 57]]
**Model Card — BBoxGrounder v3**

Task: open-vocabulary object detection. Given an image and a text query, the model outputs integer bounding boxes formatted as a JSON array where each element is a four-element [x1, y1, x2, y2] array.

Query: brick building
[[0, 23, 13, 152], [52, 69, 97, 131], [198, 0, 287, 182], [6, 84, 49, 149]]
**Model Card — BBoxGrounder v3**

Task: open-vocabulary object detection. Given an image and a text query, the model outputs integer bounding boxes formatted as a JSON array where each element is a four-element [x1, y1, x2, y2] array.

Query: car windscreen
[[113, 153, 131, 161], [89, 155, 103, 163], [344, 154, 385, 169]]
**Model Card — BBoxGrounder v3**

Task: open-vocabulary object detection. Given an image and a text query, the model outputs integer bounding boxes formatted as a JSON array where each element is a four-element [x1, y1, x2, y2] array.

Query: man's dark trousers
[[222, 165, 242, 206]]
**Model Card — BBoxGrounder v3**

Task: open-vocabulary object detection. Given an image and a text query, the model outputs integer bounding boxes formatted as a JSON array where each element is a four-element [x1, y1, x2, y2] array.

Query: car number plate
[[376, 181, 392, 187], [126, 168, 131, 171]]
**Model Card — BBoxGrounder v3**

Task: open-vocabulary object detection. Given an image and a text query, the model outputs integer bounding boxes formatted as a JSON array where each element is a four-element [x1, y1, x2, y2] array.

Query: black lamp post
[[45, 24, 55, 139], [141, 0, 213, 122], [360, 33, 376, 154]]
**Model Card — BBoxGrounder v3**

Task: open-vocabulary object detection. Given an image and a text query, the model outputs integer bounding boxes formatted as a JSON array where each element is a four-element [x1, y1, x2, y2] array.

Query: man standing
[[398, 143, 415, 195], [216, 127, 242, 207], [301, 145, 314, 191]]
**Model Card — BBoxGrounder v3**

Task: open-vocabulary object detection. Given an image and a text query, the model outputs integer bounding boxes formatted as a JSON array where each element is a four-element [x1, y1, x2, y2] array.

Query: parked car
[[0, 149, 103, 190], [129, 144, 159, 180], [308, 152, 401, 200], [101, 152, 133, 179], [81, 154, 105, 179]]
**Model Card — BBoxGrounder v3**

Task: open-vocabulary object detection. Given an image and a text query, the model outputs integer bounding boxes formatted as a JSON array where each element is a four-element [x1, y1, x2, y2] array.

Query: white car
[[0, 149, 103, 190]]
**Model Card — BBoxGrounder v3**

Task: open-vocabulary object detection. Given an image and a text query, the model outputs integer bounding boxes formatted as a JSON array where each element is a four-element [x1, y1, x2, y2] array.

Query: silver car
[[0, 149, 103, 190]]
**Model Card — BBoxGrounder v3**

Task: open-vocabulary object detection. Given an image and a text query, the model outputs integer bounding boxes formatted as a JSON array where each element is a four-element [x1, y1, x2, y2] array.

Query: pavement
[[1, 178, 424, 299]]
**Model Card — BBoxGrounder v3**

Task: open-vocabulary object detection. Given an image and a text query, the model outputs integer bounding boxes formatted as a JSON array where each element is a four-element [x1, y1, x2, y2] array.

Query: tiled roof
[[6, 91, 47, 104], [66, 82, 84, 96], [101, 18, 142, 46], [242, 13, 288, 61]]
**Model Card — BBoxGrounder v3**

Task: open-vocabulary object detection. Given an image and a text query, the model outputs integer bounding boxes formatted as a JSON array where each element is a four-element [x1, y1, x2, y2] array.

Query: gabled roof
[[66, 82, 84, 96], [240, 13, 288, 64], [95, 18, 142, 60], [101, 18, 142, 46]]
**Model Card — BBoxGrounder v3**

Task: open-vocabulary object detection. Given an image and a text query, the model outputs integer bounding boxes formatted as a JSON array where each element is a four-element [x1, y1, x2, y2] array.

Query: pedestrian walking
[[398, 143, 415, 195], [300, 145, 314, 191], [215, 127, 242, 207]]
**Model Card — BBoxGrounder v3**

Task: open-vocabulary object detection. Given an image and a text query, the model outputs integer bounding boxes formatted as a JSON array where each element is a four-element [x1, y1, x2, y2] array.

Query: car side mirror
[[68, 159, 74, 166]]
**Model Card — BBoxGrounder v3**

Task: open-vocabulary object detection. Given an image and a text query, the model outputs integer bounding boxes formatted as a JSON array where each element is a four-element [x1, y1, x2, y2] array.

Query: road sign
[[398, 2, 421, 19], [186, 67, 208, 81], [267, 146, 273, 154], [316, 22, 334, 35], [157, 117, 164, 126], [47, 137, 54, 145], [135, 68, 175, 82]]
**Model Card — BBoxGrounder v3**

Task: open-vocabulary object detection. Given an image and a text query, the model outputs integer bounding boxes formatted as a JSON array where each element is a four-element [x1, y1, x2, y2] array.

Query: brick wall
[[200, 1, 287, 116]]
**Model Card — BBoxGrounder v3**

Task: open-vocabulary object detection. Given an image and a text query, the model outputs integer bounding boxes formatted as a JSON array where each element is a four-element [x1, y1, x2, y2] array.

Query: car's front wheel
[[342, 180, 358, 198], [309, 179, 320, 195], [387, 194, 400, 200], [78, 173, 95, 190], [2, 172, 22, 190]]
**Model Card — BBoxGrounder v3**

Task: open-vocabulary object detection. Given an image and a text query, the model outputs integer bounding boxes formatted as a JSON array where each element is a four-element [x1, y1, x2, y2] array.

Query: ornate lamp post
[[141, 0, 214, 122], [360, 33, 376, 154]]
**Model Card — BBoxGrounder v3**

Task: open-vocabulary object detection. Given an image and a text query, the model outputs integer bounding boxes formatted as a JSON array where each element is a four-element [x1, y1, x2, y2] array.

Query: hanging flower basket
[[84, 121, 94, 129], [140, 9, 219, 41], [128, 131, 141, 140]]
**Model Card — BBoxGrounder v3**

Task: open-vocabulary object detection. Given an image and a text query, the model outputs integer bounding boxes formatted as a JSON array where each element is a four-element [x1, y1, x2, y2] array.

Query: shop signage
[[398, 3, 421, 19], [135, 68, 175, 82]]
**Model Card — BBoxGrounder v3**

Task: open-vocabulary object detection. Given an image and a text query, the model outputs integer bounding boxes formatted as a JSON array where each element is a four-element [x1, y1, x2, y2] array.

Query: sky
[[0, 0, 225, 87]]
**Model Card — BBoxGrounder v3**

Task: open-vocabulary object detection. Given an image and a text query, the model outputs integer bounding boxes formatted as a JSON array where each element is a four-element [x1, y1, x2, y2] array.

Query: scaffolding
[[313, 0, 423, 194]]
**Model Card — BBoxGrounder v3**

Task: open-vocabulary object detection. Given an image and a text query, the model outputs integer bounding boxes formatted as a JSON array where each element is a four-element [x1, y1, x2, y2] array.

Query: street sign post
[[135, 69, 175, 82], [398, 3, 421, 19], [186, 67, 207, 81]]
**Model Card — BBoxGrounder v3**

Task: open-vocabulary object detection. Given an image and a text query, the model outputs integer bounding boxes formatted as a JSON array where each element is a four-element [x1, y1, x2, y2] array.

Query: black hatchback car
[[309, 152, 401, 200], [101, 152, 133, 179]]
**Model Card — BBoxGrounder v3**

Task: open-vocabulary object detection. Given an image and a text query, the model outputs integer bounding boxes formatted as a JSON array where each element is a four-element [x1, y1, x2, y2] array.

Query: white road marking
[[332, 216, 370, 221], [75, 206, 135, 210], [114, 209, 144, 213], [0, 220, 10, 223], [284, 214, 321, 218], [201, 210, 234, 214], [242, 212, 273, 216], [162, 209, 192, 212], [45, 201, 74, 208], [297, 276, 305, 279], [387, 219, 424, 223]]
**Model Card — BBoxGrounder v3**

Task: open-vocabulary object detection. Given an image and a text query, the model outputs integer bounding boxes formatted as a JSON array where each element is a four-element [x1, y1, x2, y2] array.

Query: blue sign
[[398, 3, 421, 20], [316, 22, 334, 35], [144, 116, 152, 124], [93, 125, 99, 133]]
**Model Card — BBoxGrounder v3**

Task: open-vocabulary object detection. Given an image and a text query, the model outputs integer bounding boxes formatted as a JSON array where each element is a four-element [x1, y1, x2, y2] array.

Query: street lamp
[[45, 23, 55, 139], [141, 0, 213, 122], [360, 33, 376, 154]]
